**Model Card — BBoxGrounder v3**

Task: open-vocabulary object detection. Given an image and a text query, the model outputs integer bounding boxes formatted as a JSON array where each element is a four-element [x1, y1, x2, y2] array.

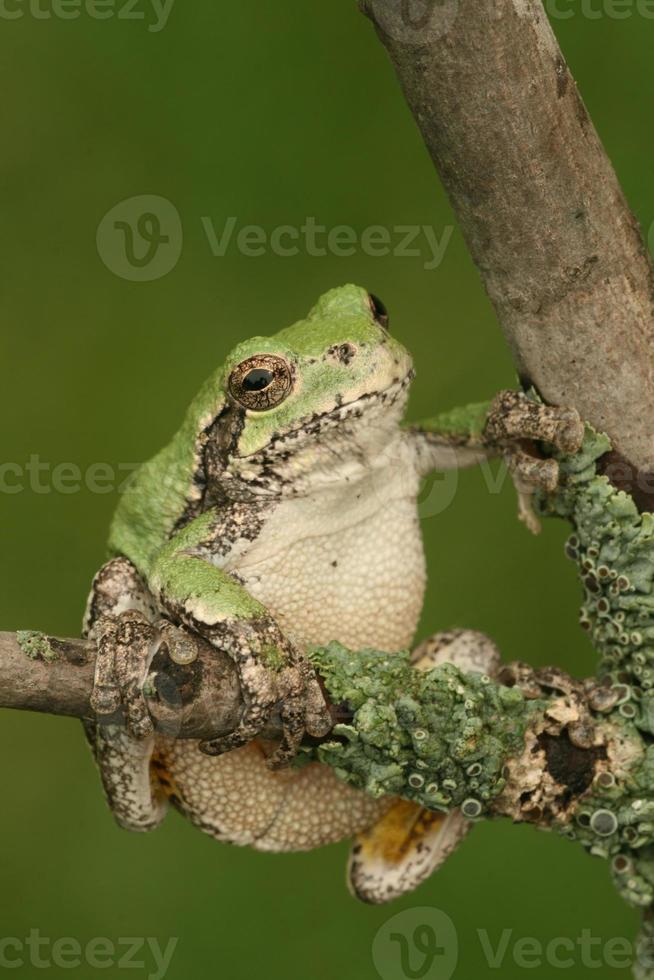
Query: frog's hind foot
[[90, 609, 158, 740]]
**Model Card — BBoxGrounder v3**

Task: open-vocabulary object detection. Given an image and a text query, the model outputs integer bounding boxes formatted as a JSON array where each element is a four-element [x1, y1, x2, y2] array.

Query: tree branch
[[2, 630, 243, 740], [361, 0, 654, 499], [1, 628, 648, 859]]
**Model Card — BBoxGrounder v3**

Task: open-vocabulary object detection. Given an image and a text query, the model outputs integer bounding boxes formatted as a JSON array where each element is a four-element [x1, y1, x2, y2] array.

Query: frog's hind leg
[[347, 629, 500, 904], [154, 737, 391, 850], [83, 557, 167, 832], [348, 800, 470, 905]]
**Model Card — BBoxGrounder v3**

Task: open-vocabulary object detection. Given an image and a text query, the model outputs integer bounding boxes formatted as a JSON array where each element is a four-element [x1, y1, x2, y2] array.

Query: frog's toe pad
[[348, 800, 471, 904]]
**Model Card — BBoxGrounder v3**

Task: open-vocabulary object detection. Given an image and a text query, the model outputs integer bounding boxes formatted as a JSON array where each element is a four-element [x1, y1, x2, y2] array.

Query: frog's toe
[[267, 697, 305, 770], [199, 696, 272, 757], [299, 661, 333, 738], [199, 731, 248, 757], [412, 628, 501, 677], [267, 661, 331, 769], [199, 648, 330, 767], [90, 609, 157, 740], [505, 445, 560, 492]]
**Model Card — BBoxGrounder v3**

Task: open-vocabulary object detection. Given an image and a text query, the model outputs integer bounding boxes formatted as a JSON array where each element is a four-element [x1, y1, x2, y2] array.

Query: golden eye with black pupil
[[367, 292, 390, 331], [228, 354, 293, 411]]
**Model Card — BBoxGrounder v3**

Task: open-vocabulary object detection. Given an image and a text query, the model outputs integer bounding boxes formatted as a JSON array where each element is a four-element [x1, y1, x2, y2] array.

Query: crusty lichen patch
[[16, 630, 58, 663], [536, 427, 654, 906], [309, 643, 536, 815], [539, 425, 654, 698]]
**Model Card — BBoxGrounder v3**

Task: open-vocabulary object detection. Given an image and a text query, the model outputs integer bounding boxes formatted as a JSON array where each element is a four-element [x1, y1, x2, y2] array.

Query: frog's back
[[108, 369, 226, 576]]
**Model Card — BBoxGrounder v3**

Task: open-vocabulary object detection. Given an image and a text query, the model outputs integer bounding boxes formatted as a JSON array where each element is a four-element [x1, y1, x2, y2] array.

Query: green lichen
[[308, 643, 536, 814], [260, 643, 286, 672], [534, 426, 654, 910], [553, 742, 654, 908], [16, 630, 58, 662], [539, 427, 654, 708]]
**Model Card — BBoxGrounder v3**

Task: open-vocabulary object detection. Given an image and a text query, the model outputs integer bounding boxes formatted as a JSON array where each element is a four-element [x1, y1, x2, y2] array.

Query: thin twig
[[0, 630, 243, 740]]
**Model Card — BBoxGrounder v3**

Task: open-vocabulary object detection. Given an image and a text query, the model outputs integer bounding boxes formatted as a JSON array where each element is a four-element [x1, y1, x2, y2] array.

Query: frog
[[83, 284, 584, 903]]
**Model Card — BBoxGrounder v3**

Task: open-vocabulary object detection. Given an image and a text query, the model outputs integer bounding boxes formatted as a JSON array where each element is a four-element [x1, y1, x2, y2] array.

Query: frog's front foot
[[484, 390, 584, 533], [89, 609, 158, 739], [199, 621, 332, 769]]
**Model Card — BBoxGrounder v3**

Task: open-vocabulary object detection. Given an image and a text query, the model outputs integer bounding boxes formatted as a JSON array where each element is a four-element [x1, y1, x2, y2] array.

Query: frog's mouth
[[324, 368, 414, 423], [262, 368, 415, 455]]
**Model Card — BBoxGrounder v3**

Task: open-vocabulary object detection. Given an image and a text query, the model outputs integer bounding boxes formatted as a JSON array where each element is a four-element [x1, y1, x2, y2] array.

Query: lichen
[[555, 745, 654, 908], [16, 630, 58, 663], [536, 427, 654, 907], [308, 643, 536, 815], [538, 425, 654, 695]]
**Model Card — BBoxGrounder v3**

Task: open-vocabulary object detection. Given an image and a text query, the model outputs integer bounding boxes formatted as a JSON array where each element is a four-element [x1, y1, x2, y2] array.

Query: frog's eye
[[228, 354, 293, 411], [367, 292, 390, 331]]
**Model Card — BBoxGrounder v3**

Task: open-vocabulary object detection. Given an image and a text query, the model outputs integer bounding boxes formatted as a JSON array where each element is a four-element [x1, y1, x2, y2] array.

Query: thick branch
[[361, 0, 654, 491]]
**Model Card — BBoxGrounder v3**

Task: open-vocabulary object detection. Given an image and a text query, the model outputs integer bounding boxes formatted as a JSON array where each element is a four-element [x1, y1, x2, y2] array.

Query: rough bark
[[360, 0, 654, 499]]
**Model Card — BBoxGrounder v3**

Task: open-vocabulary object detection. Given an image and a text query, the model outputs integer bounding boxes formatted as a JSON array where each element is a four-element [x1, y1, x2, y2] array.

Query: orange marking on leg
[[359, 799, 445, 865]]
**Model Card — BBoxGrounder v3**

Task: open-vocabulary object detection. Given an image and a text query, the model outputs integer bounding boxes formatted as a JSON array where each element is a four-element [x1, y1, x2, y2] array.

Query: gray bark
[[0, 631, 244, 740], [361, 0, 654, 501]]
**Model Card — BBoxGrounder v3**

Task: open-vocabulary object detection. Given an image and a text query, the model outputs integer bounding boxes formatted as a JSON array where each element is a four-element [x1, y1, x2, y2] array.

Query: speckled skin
[[84, 285, 582, 897]]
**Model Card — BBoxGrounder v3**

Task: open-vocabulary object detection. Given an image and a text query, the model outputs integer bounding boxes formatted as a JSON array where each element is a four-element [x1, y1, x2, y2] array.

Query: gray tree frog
[[83, 285, 583, 903]]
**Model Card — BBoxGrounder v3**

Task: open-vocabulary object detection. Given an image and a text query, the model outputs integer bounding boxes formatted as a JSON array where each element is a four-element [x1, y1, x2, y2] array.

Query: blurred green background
[[0, 2, 652, 978]]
